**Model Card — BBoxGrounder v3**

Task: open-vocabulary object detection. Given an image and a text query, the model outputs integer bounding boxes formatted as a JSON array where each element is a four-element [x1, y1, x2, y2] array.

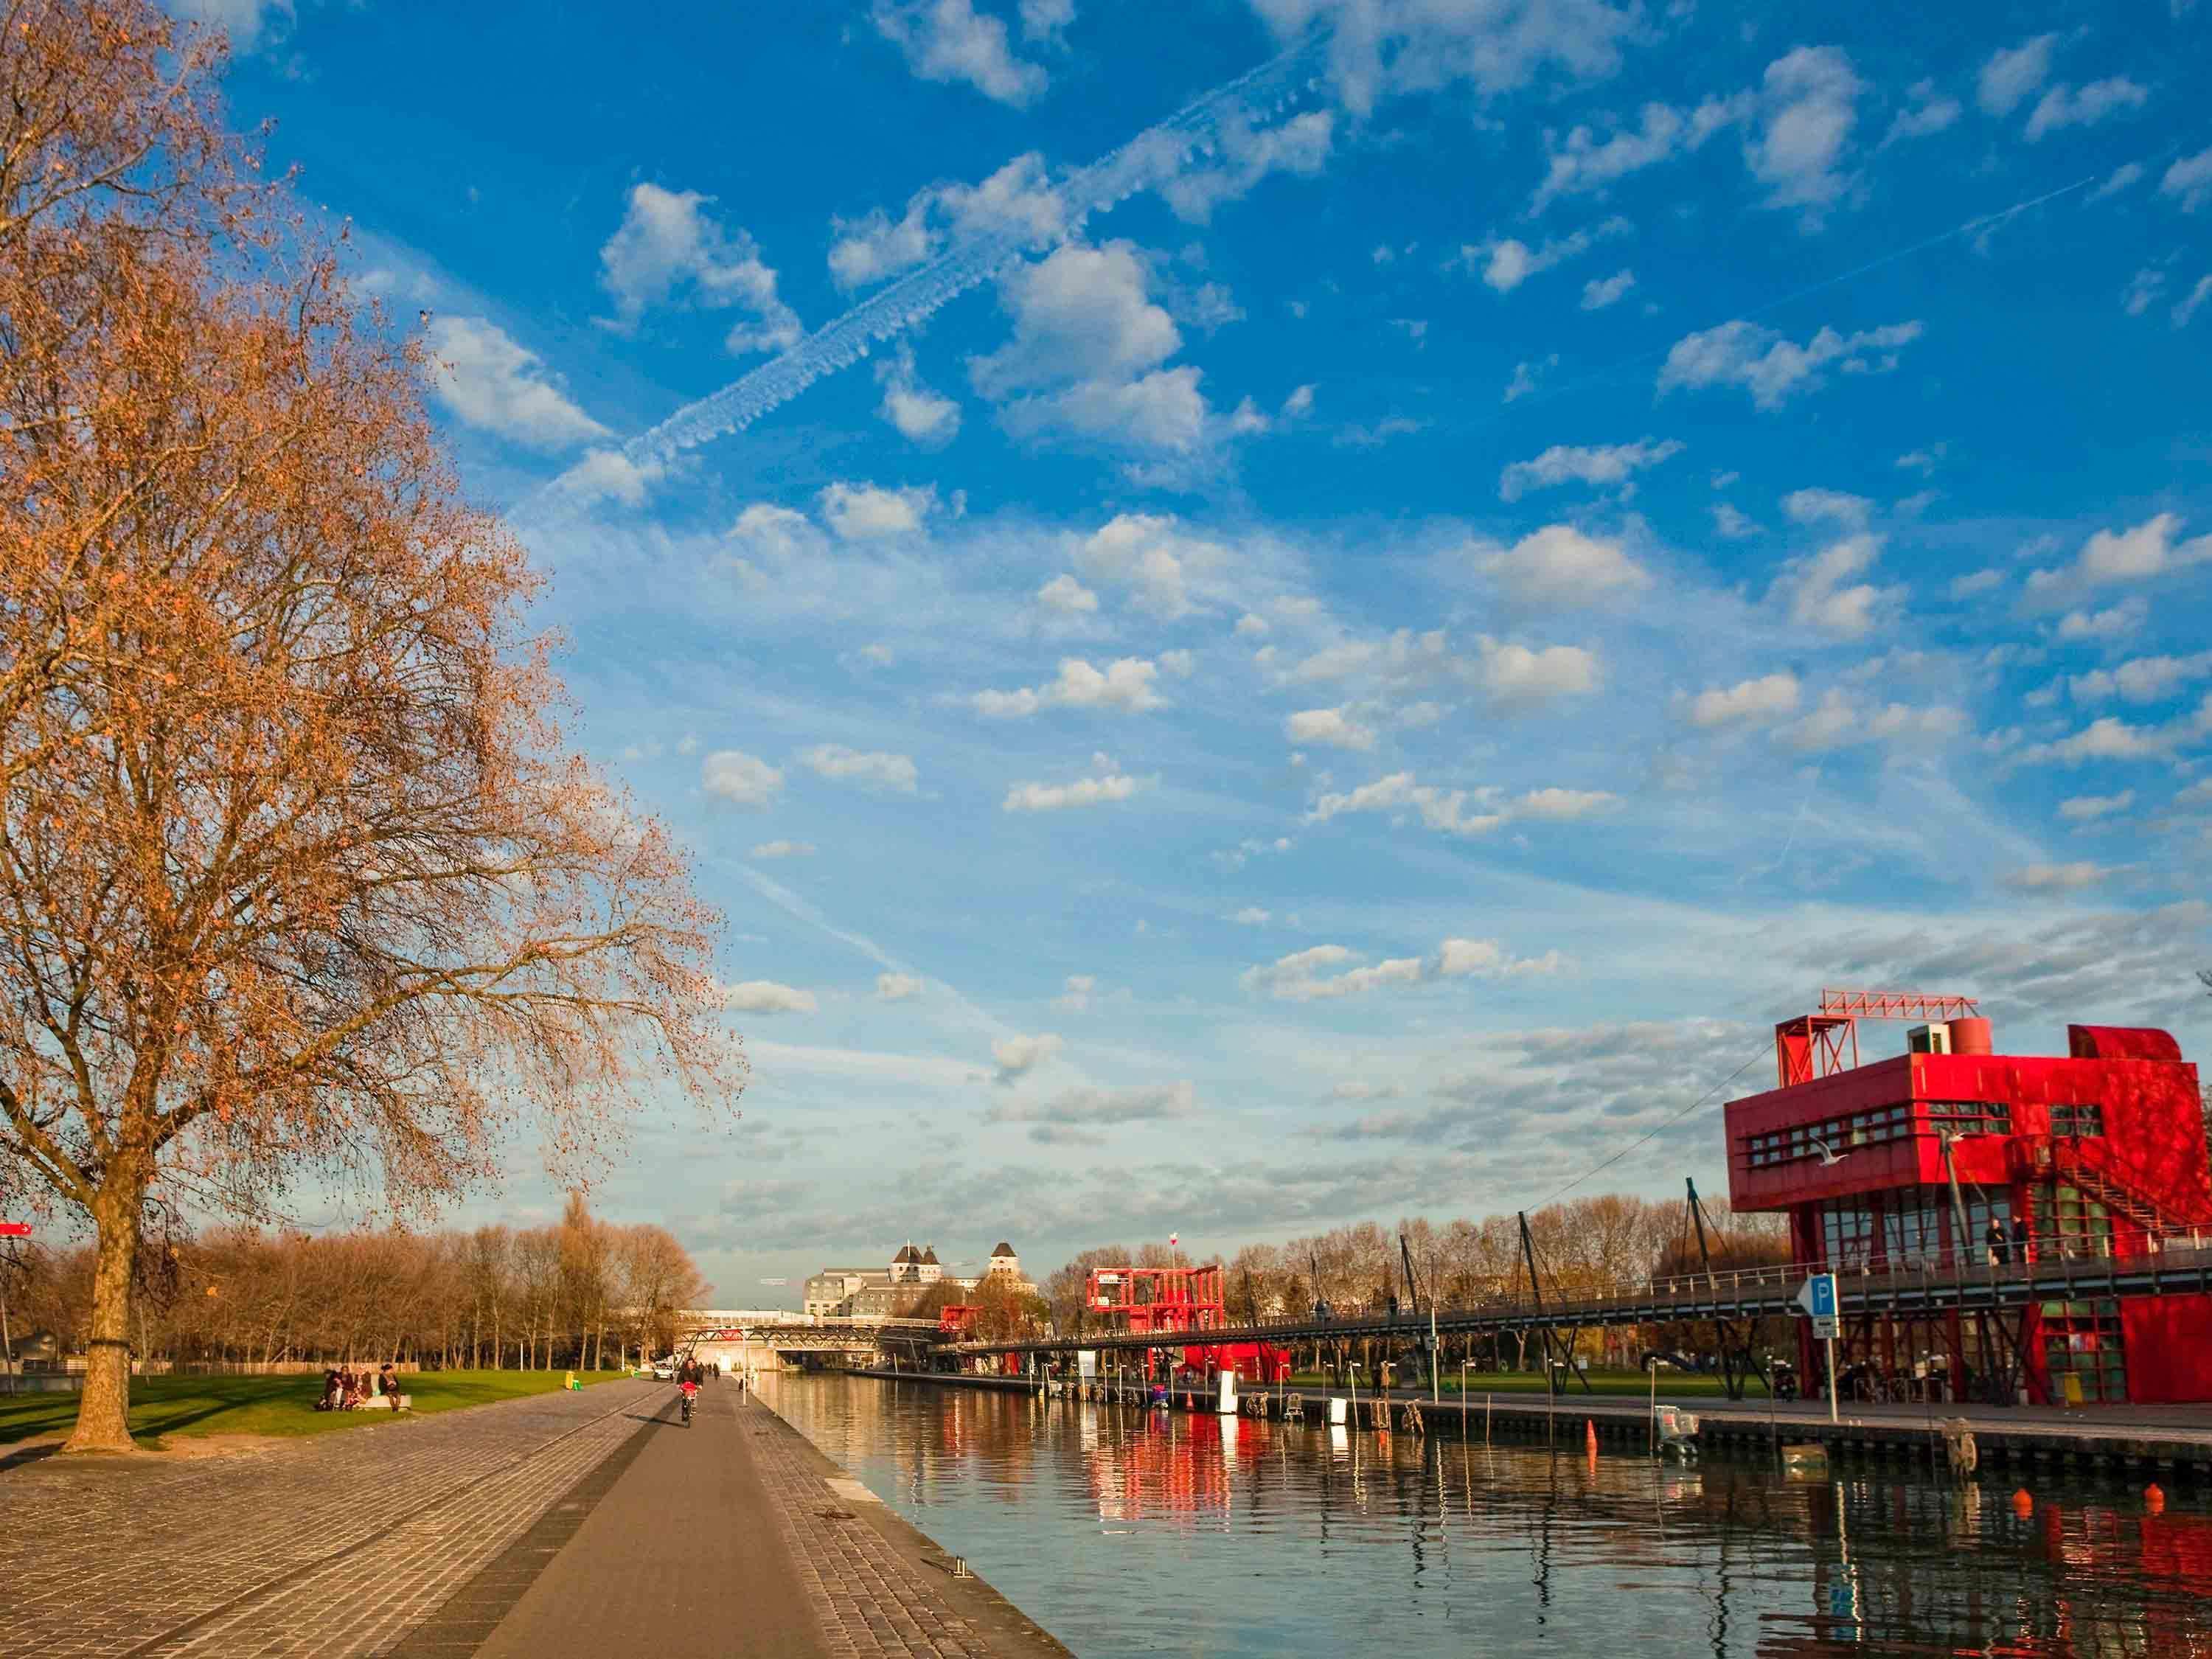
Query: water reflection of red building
[[1084, 1412, 1239, 1526]]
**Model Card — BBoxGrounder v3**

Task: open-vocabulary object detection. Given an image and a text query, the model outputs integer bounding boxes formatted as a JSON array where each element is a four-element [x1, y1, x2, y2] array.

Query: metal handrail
[[933, 1222, 2212, 1354]]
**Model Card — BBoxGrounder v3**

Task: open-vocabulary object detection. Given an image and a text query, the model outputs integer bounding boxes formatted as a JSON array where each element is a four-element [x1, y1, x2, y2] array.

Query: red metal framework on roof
[[1775, 988, 1983, 1085], [1085, 1265, 1224, 1335]]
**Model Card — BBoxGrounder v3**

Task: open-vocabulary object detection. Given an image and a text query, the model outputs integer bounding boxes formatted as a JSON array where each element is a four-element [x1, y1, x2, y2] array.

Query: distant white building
[[802, 1238, 1032, 1318]]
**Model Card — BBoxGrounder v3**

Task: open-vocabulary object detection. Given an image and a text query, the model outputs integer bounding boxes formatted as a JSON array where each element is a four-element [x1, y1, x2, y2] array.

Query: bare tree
[[0, 2, 741, 1450]]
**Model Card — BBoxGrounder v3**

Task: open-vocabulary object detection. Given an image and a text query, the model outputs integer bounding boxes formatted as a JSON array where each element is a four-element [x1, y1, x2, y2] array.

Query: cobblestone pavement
[[0, 1379, 659, 1658], [741, 1394, 1001, 1658]]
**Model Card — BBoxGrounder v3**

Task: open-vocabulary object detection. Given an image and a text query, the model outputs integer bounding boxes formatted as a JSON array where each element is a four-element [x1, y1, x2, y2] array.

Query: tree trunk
[[64, 1180, 145, 1453]]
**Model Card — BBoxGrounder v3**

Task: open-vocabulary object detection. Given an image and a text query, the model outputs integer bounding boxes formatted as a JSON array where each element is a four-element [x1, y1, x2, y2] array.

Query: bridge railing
[[938, 1223, 2212, 1353]]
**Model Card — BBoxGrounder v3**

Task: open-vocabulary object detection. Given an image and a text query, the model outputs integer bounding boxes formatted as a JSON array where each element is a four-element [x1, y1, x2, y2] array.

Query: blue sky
[[192, 0, 2211, 1301]]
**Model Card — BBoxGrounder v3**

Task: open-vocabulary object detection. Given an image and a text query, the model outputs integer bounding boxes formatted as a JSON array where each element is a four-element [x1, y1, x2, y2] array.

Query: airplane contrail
[[527, 38, 1324, 515]]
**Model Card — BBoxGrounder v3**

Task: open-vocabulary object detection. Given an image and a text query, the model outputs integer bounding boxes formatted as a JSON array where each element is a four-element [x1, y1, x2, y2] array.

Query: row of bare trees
[[3, 1195, 706, 1373], [1040, 1195, 1792, 1374]]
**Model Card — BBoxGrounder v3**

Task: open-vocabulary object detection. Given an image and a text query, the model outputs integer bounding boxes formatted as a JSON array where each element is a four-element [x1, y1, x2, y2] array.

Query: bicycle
[[681, 1380, 698, 1426]]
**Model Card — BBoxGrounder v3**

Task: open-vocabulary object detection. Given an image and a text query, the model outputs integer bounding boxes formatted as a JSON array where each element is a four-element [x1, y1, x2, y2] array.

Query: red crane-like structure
[[1773, 988, 1982, 1086]]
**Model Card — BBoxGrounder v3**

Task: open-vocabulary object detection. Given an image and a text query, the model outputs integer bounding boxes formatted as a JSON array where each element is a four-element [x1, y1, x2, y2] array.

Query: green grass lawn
[[0, 1368, 630, 1449]]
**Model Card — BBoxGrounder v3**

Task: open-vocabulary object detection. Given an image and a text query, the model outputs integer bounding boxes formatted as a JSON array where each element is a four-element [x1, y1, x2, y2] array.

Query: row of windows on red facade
[[1743, 1102, 2106, 1169]]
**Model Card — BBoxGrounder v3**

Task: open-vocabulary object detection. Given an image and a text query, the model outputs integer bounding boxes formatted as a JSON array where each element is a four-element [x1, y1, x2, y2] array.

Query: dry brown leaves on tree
[[0, 0, 743, 1450]]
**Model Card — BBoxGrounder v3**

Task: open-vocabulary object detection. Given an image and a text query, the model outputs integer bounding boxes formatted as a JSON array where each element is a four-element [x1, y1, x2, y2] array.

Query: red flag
[[1169, 1232, 1178, 1247]]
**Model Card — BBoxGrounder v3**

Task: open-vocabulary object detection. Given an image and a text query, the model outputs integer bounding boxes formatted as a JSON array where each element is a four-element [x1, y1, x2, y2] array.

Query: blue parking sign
[[1797, 1273, 1837, 1318]]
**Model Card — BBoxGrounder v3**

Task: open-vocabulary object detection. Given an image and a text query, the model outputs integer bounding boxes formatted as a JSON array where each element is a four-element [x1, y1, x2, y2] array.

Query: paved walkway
[[476, 1382, 1065, 1658], [0, 1377, 1068, 1658]]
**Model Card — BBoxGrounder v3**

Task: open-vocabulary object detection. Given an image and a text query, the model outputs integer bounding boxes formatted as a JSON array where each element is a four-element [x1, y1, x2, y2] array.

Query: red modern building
[[1725, 991, 2212, 1405]]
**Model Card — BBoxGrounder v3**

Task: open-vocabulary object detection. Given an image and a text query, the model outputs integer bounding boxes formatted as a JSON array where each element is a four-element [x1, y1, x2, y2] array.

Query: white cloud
[[1305, 772, 1505, 838], [1530, 99, 1742, 211], [1160, 109, 1336, 223], [1883, 79, 1961, 145], [1475, 638, 1601, 708], [2055, 599, 2147, 642], [876, 972, 924, 1001], [2125, 269, 2168, 317], [1247, 935, 1565, 1001], [719, 979, 818, 1014], [818, 481, 937, 539], [2019, 716, 2171, 764], [2073, 653, 2212, 704], [1504, 355, 1558, 403], [1248, 0, 1637, 117], [2058, 791, 2134, 821], [1076, 513, 1232, 617], [2025, 77, 2149, 141], [1686, 672, 1801, 728], [1480, 524, 1652, 605], [1512, 787, 1618, 821], [1776, 689, 1966, 752], [1745, 46, 1865, 223], [874, 345, 961, 445], [1498, 440, 1681, 503], [2091, 161, 2146, 201], [871, 0, 1049, 105], [1659, 318, 1922, 409], [991, 1032, 1063, 1081], [1242, 944, 1423, 1001], [1769, 535, 1899, 638], [1581, 268, 1636, 309], [1052, 974, 1096, 1011], [1950, 568, 2004, 598], [1231, 907, 1272, 925], [2166, 147, 2212, 212], [1018, 0, 1074, 38], [2000, 862, 2118, 893], [170, 0, 290, 49], [596, 183, 801, 353], [1466, 215, 1630, 292], [1437, 938, 1568, 978], [1002, 772, 1141, 811], [2026, 514, 2212, 601], [800, 744, 920, 793], [1978, 34, 2057, 116], [1782, 487, 1874, 529], [973, 656, 1168, 717], [1282, 383, 1316, 418], [828, 153, 1067, 290], [986, 1080, 1196, 1135], [2176, 276, 2212, 330], [1712, 503, 1760, 539], [973, 241, 1211, 452], [425, 317, 610, 451], [702, 750, 785, 808], [726, 503, 824, 567], [1286, 707, 1376, 750], [554, 448, 667, 509], [1037, 574, 1099, 613], [748, 840, 817, 859]]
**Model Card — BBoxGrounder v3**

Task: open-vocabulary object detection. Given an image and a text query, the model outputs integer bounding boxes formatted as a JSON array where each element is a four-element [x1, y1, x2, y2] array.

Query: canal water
[[757, 1372, 2212, 1657]]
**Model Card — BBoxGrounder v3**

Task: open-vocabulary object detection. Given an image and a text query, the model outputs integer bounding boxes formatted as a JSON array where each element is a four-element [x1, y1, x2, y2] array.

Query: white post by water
[[1826, 1332, 1839, 1425]]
